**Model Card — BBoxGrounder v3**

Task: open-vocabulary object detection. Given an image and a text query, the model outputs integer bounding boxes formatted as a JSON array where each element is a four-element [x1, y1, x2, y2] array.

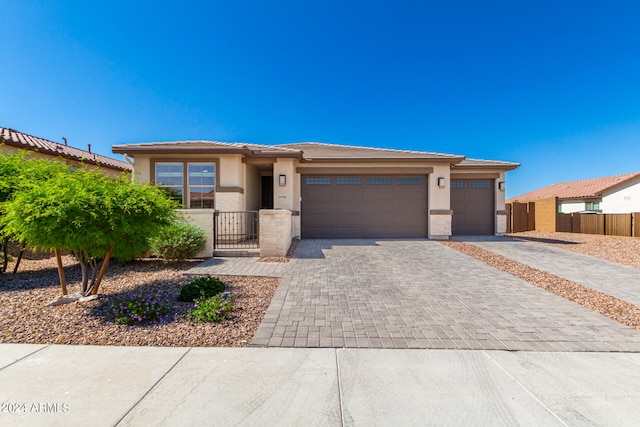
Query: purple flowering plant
[[112, 293, 169, 325], [185, 291, 235, 323]]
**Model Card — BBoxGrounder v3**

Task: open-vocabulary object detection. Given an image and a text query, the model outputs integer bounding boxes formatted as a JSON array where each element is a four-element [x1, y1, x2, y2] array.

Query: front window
[[155, 163, 184, 204], [155, 162, 215, 208], [188, 163, 215, 208]]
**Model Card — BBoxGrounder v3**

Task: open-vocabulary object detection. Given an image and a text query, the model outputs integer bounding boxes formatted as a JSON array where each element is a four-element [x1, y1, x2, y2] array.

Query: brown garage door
[[301, 175, 428, 238], [451, 180, 495, 235]]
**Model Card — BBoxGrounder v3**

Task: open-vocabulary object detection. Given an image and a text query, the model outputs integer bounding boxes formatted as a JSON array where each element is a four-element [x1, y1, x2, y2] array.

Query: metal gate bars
[[214, 211, 259, 249]]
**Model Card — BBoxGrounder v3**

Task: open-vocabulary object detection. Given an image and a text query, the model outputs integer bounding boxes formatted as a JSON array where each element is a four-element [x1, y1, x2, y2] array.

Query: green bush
[[112, 293, 168, 325], [149, 222, 207, 261], [185, 292, 235, 323], [178, 275, 226, 302]]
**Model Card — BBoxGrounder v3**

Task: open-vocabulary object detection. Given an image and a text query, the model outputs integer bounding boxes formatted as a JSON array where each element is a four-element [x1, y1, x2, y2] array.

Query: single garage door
[[301, 175, 428, 238], [451, 180, 495, 235]]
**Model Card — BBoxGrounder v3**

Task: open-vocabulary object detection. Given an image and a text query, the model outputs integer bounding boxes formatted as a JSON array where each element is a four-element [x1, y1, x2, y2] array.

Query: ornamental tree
[[0, 153, 68, 273], [2, 167, 178, 295]]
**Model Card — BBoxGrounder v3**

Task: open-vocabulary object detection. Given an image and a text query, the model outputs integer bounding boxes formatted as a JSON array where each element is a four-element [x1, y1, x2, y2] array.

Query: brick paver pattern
[[187, 257, 289, 278], [250, 240, 640, 351], [459, 236, 640, 308]]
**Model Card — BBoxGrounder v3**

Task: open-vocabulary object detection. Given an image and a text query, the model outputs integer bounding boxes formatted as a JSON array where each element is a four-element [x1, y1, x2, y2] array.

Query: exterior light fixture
[[498, 181, 505, 191], [437, 177, 445, 188], [279, 174, 286, 186]]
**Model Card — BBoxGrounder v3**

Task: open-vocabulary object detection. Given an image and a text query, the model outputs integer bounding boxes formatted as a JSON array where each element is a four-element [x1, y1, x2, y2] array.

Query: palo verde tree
[[2, 167, 179, 295], [0, 153, 68, 273]]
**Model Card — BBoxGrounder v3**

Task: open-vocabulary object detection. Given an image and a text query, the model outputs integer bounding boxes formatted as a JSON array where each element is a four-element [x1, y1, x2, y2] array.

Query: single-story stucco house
[[112, 141, 518, 256], [1, 127, 131, 177], [509, 172, 640, 214]]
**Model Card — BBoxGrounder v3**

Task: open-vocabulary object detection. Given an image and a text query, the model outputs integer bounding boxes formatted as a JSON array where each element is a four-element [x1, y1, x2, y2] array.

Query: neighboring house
[[1, 127, 131, 177], [508, 172, 640, 214], [113, 140, 518, 255]]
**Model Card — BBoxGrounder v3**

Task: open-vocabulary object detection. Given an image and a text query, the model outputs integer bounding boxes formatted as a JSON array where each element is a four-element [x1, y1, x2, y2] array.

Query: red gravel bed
[[0, 256, 279, 347]]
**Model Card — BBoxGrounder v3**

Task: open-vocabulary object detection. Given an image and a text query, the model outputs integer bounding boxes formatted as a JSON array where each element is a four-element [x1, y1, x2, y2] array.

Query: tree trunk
[[74, 250, 90, 294], [54, 248, 68, 296], [12, 249, 25, 274], [89, 249, 112, 296], [0, 238, 7, 274]]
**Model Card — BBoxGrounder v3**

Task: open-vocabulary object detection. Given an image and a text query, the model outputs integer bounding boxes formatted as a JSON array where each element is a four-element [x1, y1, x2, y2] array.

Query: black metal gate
[[214, 211, 259, 249]]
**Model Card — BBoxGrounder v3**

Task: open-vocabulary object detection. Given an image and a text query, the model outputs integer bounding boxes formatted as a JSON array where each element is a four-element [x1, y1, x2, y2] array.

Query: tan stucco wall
[[129, 153, 247, 211], [130, 153, 243, 186]]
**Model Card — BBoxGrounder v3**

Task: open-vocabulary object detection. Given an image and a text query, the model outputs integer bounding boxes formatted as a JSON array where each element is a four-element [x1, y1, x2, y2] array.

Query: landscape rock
[[46, 293, 83, 306], [78, 295, 99, 303]]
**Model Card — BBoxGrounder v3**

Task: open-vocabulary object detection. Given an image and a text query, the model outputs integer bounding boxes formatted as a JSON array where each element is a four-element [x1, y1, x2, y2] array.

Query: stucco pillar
[[273, 158, 301, 238], [272, 158, 296, 210], [428, 165, 452, 239], [495, 172, 507, 235]]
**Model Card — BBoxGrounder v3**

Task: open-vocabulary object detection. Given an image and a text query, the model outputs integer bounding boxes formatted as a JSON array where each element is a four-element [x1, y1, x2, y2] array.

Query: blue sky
[[1, 1, 639, 198]]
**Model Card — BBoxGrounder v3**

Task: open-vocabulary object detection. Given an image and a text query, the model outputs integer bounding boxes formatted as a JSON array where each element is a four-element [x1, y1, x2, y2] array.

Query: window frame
[[151, 159, 220, 209]]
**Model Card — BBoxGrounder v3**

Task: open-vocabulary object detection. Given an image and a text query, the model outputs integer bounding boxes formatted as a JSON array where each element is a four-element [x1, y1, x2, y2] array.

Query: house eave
[[299, 157, 464, 164], [452, 163, 520, 171], [112, 145, 302, 159]]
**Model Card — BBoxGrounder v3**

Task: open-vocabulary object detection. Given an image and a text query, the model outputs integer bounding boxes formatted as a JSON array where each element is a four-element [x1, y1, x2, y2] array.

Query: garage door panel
[[451, 180, 494, 235], [302, 175, 428, 238]]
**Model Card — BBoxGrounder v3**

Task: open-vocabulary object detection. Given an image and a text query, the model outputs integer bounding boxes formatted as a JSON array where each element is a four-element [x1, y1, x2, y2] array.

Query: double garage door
[[301, 175, 428, 238], [301, 175, 495, 238]]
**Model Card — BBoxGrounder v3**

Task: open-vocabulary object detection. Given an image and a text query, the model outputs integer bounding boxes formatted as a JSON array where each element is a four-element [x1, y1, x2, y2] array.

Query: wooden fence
[[507, 198, 640, 237]]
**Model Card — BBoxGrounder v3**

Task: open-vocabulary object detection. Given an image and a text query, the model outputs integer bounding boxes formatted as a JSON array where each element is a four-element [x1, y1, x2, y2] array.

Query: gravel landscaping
[[442, 238, 640, 332], [0, 255, 279, 347]]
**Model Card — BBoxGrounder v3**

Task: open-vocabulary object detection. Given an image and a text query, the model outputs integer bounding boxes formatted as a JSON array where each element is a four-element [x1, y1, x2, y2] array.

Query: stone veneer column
[[259, 209, 292, 257], [496, 211, 507, 234]]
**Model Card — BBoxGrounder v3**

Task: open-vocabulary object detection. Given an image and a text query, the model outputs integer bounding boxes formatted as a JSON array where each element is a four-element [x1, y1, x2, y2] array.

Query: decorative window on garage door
[[397, 177, 423, 185], [450, 181, 464, 189], [366, 177, 393, 185], [305, 177, 332, 185], [336, 177, 362, 185], [468, 181, 492, 189]]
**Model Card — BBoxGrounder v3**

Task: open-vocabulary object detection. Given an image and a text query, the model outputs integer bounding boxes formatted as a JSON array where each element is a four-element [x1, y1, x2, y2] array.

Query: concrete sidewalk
[[2, 344, 640, 426]]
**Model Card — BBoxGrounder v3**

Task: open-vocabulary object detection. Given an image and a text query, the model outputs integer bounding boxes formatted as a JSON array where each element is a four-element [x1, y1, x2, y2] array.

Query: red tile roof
[[1, 127, 131, 172], [509, 172, 640, 202]]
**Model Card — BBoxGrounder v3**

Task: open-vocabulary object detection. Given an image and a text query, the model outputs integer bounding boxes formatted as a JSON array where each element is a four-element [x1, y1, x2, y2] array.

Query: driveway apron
[[458, 236, 640, 308], [250, 240, 640, 351]]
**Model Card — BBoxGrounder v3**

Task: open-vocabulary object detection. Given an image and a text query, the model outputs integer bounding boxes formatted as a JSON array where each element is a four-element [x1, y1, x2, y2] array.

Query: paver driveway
[[250, 239, 640, 351]]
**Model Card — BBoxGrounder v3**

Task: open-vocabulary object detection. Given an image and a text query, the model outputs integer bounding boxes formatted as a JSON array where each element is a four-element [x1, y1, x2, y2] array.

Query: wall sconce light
[[498, 181, 505, 191], [279, 174, 286, 187], [437, 177, 445, 188]]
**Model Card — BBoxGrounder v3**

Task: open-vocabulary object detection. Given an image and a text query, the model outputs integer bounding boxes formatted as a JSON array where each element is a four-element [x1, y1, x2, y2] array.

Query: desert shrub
[[112, 293, 168, 325], [149, 222, 207, 261], [178, 275, 226, 302], [185, 292, 235, 323]]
